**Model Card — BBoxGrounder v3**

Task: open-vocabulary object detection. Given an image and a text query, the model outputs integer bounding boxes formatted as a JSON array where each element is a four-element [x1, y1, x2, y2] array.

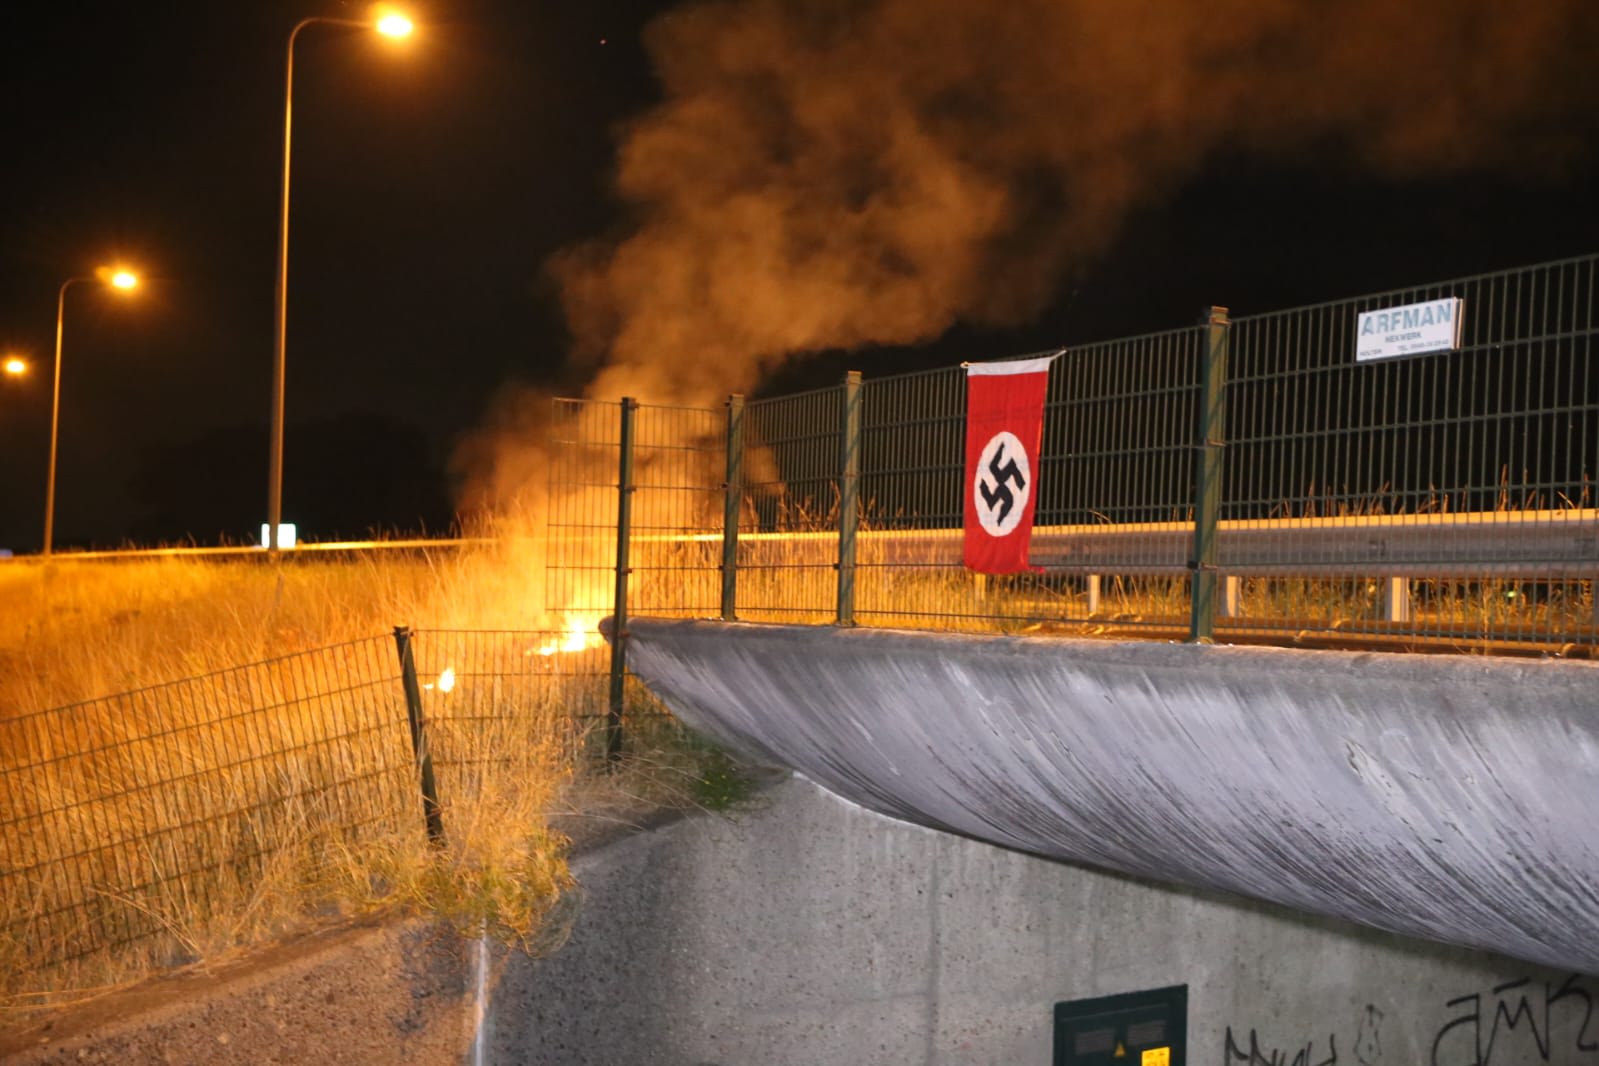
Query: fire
[[536, 615, 604, 657]]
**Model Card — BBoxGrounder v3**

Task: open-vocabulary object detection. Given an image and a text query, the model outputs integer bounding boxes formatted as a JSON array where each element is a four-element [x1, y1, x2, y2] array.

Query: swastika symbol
[[974, 431, 1031, 536]]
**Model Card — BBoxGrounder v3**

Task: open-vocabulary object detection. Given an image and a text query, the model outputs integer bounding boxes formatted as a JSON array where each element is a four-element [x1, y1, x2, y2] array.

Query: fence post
[[392, 626, 446, 848], [607, 397, 638, 762], [721, 393, 745, 622], [1189, 306, 1230, 643], [836, 370, 862, 626]]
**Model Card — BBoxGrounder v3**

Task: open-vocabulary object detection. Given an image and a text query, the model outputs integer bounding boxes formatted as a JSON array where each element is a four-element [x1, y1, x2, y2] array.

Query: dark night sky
[[2, 1, 1597, 551]]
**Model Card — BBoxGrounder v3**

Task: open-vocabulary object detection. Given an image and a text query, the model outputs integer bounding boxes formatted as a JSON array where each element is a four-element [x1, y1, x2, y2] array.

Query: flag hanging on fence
[[962, 353, 1060, 574]]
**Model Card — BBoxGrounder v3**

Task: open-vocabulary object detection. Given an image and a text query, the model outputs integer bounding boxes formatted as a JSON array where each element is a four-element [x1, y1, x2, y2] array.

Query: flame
[[536, 615, 603, 656]]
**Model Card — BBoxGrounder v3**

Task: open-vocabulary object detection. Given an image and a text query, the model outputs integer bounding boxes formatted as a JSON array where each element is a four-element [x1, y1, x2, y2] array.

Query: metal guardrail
[[0, 537, 492, 563], [676, 509, 1599, 578]]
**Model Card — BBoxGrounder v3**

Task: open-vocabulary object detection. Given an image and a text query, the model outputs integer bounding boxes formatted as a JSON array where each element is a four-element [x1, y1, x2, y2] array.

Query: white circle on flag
[[974, 430, 1031, 537]]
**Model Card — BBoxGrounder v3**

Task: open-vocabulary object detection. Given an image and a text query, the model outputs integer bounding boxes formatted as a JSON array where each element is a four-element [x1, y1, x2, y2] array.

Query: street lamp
[[267, 8, 414, 552], [43, 268, 140, 557], [3, 356, 27, 378]]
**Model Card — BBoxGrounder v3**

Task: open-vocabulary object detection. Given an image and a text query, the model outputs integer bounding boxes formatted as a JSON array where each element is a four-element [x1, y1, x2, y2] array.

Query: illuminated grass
[[0, 518, 731, 1028]]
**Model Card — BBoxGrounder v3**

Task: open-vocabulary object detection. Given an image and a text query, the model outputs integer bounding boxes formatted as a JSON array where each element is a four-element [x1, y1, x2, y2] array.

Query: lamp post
[[2, 356, 27, 379], [43, 269, 140, 557], [267, 10, 414, 552]]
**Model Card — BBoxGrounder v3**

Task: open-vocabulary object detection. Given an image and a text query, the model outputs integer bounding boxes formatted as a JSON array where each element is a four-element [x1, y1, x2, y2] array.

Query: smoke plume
[[555, 0, 1597, 407]]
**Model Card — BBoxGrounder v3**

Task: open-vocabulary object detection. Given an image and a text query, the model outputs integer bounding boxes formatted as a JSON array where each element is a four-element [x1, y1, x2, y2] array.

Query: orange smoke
[[552, 0, 1596, 409]]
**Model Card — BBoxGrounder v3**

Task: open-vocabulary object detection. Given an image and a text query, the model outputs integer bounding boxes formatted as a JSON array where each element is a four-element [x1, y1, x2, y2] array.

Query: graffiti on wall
[[1223, 1004, 1380, 1066], [1355, 1005, 1383, 1065], [1223, 1025, 1339, 1066], [1224, 975, 1598, 1066], [1430, 974, 1597, 1066]]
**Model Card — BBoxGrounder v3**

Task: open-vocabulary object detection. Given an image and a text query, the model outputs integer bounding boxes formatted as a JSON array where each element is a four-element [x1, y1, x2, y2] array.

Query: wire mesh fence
[[0, 636, 411, 979], [847, 328, 1206, 634], [1223, 255, 1598, 650], [564, 253, 1597, 653], [736, 384, 849, 624], [0, 627, 610, 997], [544, 399, 626, 628], [629, 403, 728, 620]]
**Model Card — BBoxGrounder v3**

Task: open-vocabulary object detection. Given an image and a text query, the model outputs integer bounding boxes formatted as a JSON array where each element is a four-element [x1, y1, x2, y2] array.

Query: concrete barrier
[[619, 619, 1599, 975]]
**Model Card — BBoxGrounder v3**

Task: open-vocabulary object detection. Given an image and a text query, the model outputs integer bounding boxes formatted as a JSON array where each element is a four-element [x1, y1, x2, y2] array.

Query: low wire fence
[[0, 627, 634, 999], [569, 253, 1598, 655]]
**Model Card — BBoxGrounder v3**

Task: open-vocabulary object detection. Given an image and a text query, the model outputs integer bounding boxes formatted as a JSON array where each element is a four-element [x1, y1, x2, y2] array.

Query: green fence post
[[1189, 306, 1230, 643], [607, 397, 638, 762], [721, 393, 745, 622], [392, 625, 446, 848], [836, 371, 862, 626]]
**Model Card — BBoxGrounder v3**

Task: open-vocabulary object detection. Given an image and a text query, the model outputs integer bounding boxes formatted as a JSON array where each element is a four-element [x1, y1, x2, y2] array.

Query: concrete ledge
[[619, 619, 1599, 974]]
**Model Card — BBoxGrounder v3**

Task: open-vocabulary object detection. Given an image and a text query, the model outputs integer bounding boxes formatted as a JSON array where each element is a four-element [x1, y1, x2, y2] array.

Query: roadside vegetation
[[0, 522, 757, 1029]]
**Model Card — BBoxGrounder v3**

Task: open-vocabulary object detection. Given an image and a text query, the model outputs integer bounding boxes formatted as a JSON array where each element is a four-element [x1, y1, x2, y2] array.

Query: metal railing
[[0, 538, 494, 564], [1221, 255, 1598, 646]]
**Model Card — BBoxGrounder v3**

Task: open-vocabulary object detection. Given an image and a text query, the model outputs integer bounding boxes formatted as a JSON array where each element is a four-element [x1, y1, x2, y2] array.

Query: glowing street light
[[43, 268, 140, 557], [267, 8, 415, 552], [376, 12, 414, 38], [3, 356, 27, 378]]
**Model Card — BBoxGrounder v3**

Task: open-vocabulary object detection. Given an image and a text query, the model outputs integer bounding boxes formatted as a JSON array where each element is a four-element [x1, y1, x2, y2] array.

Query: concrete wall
[[486, 773, 1598, 1066], [13, 772, 1595, 1065], [618, 619, 1599, 974]]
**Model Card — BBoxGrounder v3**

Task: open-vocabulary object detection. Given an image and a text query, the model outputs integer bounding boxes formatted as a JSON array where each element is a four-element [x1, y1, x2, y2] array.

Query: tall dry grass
[[0, 536, 563, 715], [0, 513, 701, 1026]]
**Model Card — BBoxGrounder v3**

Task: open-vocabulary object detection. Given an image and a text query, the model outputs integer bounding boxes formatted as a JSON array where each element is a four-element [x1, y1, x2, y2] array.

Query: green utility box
[[1054, 985, 1187, 1065]]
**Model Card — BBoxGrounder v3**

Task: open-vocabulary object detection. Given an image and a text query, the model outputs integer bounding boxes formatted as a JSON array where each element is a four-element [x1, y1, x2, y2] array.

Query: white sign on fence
[[1355, 297, 1463, 362]]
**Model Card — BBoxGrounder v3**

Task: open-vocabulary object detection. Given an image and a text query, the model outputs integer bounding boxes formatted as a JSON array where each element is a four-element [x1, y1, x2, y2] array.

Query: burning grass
[[0, 537, 560, 713], [0, 525, 740, 1029]]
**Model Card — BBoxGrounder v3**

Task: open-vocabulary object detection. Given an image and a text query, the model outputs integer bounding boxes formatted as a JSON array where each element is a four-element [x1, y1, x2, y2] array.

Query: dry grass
[[0, 512, 744, 1029], [0, 538, 559, 715]]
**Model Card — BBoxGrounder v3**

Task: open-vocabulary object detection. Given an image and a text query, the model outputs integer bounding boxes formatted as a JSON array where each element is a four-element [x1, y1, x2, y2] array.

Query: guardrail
[[0, 537, 492, 563], [660, 510, 1599, 628]]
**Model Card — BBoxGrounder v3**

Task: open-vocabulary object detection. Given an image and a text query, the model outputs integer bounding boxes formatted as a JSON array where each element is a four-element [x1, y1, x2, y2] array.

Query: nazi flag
[[962, 353, 1058, 574]]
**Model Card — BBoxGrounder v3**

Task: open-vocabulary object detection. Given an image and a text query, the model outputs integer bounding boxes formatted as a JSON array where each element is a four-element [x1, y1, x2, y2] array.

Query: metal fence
[[0, 627, 622, 992], [1222, 257, 1598, 648], [576, 253, 1597, 654]]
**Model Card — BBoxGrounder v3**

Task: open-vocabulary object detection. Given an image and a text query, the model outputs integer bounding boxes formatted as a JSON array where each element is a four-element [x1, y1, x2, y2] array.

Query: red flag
[[963, 354, 1058, 573]]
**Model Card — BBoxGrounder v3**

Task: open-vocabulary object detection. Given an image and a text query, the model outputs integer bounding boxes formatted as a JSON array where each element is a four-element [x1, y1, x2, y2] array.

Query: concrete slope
[[618, 619, 1599, 974]]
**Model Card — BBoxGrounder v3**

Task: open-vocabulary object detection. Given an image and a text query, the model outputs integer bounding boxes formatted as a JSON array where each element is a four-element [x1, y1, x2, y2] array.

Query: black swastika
[[980, 444, 1027, 525]]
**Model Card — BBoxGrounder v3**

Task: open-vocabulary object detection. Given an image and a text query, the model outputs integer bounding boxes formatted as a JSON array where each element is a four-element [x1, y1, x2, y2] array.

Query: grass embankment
[[0, 535, 750, 1026]]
